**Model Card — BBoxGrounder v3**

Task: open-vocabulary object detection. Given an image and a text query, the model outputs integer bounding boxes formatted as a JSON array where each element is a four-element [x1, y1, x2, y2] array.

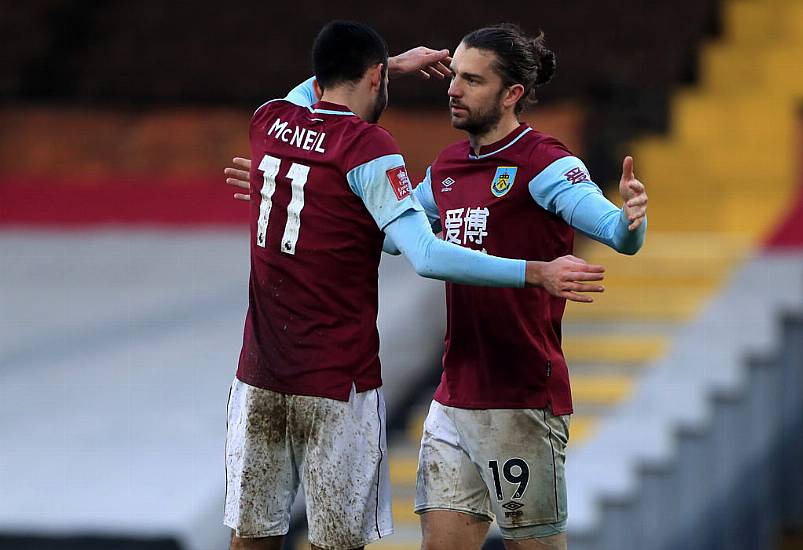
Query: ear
[[313, 79, 323, 100], [503, 83, 525, 110], [368, 63, 383, 91]]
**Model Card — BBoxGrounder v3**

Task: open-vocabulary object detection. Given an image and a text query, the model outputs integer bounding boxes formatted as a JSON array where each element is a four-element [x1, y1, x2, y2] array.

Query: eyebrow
[[451, 67, 484, 81]]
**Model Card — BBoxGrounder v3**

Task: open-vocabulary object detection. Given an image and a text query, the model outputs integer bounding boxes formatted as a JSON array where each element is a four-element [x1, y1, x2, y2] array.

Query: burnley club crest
[[491, 166, 517, 197]]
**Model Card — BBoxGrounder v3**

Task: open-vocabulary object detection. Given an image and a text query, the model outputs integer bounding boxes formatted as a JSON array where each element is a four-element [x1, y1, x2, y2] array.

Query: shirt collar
[[469, 123, 532, 160], [311, 101, 356, 116]]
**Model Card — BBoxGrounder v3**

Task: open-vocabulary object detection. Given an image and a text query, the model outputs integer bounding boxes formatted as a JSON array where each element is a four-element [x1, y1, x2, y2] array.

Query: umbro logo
[[441, 177, 455, 192], [502, 501, 524, 511]]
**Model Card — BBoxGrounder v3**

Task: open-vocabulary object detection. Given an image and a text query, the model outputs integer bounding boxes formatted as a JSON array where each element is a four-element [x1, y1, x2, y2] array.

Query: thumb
[[622, 156, 634, 181]]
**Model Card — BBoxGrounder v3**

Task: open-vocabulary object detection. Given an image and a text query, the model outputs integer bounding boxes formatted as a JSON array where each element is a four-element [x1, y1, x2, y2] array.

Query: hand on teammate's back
[[225, 157, 251, 201], [525, 255, 605, 303], [619, 156, 648, 231]]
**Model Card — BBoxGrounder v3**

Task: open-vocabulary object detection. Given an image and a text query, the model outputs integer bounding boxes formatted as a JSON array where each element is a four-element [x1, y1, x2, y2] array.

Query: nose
[[448, 78, 461, 98]]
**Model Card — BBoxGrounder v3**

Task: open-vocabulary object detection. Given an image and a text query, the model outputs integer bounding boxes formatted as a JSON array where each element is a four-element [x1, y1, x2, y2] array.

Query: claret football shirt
[[419, 124, 589, 414], [237, 95, 420, 401]]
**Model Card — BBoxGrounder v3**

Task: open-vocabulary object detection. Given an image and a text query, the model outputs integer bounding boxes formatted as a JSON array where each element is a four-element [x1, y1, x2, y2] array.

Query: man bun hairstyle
[[312, 20, 388, 90], [461, 24, 556, 114]]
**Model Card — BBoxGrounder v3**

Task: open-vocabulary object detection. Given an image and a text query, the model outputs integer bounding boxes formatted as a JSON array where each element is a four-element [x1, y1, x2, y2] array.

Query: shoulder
[[522, 130, 574, 173], [431, 140, 470, 167], [344, 123, 403, 171], [251, 99, 301, 124]]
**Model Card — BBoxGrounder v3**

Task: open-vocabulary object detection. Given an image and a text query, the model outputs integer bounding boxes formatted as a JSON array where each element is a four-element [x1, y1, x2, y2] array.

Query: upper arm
[[528, 156, 609, 225], [346, 154, 423, 230]]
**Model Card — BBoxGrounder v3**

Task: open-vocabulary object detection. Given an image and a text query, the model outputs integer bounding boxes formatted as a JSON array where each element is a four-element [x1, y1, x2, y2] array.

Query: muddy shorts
[[414, 400, 569, 539], [224, 378, 392, 549]]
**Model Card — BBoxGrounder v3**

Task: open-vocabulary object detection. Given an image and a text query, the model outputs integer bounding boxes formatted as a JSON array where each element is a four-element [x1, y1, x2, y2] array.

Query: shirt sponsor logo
[[386, 166, 412, 201], [441, 177, 455, 192], [490, 166, 517, 197], [444, 206, 490, 251], [564, 166, 589, 185]]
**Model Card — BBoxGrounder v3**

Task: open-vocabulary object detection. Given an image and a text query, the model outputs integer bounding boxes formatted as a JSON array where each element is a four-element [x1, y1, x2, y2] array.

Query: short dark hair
[[312, 20, 389, 90], [461, 24, 556, 114]]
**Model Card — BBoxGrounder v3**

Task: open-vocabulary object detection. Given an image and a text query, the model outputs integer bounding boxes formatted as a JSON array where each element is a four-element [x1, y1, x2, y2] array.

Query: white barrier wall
[[566, 252, 803, 550], [0, 230, 445, 550]]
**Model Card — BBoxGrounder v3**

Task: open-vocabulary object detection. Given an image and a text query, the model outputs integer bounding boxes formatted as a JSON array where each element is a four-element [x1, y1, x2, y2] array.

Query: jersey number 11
[[256, 154, 309, 255]]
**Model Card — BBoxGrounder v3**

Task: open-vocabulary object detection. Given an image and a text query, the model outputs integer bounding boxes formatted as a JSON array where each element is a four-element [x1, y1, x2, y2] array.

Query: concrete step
[[672, 91, 797, 146], [724, 0, 803, 45], [562, 335, 668, 364], [563, 285, 707, 321]]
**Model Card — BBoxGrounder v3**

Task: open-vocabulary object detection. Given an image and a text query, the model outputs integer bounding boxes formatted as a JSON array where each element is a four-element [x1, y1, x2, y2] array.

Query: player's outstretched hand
[[225, 157, 252, 201], [525, 255, 605, 303], [619, 156, 647, 231], [389, 47, 452, 80]]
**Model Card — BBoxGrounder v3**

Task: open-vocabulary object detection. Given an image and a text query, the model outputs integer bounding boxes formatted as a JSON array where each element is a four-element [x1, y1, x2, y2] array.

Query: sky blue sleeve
[[379, 165, 440, 255], [253, 77, 317, 115], [346, 154, 423, 230], [384, 210, 526, 287], [529, 156, 646, 255], [413, 166, 441, 228], [284, 77, 317, 107]]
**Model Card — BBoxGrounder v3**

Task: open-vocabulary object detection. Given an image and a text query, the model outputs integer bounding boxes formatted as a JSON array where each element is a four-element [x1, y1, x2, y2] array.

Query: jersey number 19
[[256, 154, 309, 255]]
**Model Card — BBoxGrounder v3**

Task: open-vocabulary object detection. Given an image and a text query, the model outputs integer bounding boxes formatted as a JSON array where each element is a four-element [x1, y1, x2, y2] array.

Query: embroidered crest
[[491, 166, 517, 197], [386, 166, 411, 200]]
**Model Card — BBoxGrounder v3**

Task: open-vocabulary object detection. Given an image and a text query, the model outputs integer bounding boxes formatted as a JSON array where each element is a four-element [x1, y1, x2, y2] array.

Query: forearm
[[571, 193, 646, 255], [383, 233, 401, 255], [610, 208, 646, 254], [385, 210, 525, 287]]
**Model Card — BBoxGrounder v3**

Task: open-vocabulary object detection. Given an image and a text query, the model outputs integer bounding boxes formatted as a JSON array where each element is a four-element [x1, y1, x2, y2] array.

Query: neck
[[468, 113, 521, 155], [320, 86, 371, 120]]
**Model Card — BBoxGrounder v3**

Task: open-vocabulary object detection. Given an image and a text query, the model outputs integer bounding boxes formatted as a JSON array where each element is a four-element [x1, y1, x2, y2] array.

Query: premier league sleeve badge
[[491, 166, 518, 197]]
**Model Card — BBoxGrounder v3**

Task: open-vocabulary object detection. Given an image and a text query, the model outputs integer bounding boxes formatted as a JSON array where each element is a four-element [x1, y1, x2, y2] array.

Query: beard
[[449, 90, 504, 136], [366, 78, 388, 124]]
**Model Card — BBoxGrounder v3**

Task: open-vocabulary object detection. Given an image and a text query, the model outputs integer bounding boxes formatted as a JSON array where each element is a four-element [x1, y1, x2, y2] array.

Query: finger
[[628, 180, 645, 194], [564, 282, 605, 293], [567, 271, 605, 282], [428, 64, 451, 79], [563, 291, 594, 303], [234, 193, 251, 201], [626, 195, 647, 208], [628, 217, 644, 231], [224, 167, 250, 180], [570, 262, 605, 273], [418, 69, 431, 79], [435, 61, 452, 75], [427, 49, 450, 62], [233, 157, 252, 170], [628, 206, 647, 221], [226, 177, 250, 190], [622, 156, 634, 181], [426, 66, 446, 79]]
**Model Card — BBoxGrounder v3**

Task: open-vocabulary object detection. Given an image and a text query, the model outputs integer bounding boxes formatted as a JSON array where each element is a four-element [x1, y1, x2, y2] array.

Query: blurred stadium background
[[1, 1, 802, 549]]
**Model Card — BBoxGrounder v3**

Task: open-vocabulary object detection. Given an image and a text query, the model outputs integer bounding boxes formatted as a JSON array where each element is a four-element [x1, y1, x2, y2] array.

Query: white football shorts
[[414, 400, 569, 539], [224, 378, 392, 549]]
